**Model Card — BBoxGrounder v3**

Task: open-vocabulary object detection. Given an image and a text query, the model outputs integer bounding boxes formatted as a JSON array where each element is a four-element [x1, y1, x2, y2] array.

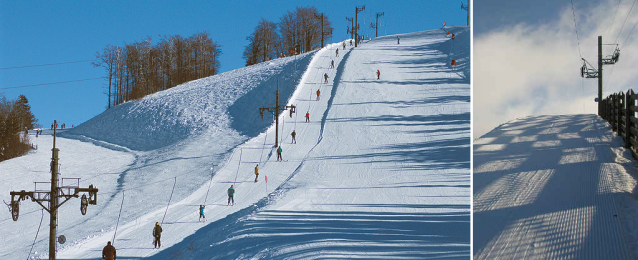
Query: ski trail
[[56, 42, 353, 259]]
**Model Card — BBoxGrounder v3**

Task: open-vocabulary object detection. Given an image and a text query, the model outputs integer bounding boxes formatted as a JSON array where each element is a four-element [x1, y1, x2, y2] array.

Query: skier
[[397, 36, 400, 44], [153, 222, 162, 249], [316, 89, 321, 101], [329, 59, 334, 69], [451, 33, 455, 40], [342, 42, 346, 50], [324, 73, 329, 84], [102, 241, 116, 260], [377, 70, 380, 80], [335, 48, 339, 57], [254, 164, 259, 182], [228, 185, 235, 206], [291, 130, 296, 144], [305, 111, 310, 122], [350, 39, 353, 46], [277, 146, 283, 161], [199, 205, 206, 222]]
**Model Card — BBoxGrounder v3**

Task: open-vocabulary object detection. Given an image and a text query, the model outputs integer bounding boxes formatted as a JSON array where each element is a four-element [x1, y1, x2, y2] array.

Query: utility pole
[[461, 1, 469, 26], [370, 12, 384, 38], [7, 120, 99, 260], [579, 36, 620, 116], [598, 36, 603, 116], [259, 79, 296, 147], [347, 18, 352, 40], [355, 5, 365, 47]]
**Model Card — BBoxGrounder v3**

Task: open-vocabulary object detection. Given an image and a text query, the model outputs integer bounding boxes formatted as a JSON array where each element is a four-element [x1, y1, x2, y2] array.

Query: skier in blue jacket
[[277, 146, 283, 161], [199, 205, 206, 222]]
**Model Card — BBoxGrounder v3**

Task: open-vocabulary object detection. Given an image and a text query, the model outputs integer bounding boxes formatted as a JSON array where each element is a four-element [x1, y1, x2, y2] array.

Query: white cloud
[[474, 0, 638, 139]]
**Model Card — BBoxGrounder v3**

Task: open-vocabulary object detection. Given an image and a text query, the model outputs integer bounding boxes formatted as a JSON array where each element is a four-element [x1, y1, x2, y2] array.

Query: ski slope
[[0, 26, 470, 260], [474, 114, 638, 259]]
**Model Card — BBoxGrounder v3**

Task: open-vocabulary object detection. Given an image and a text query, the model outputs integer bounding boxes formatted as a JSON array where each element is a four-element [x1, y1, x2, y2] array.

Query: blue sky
[[0, 0, 468, 128]]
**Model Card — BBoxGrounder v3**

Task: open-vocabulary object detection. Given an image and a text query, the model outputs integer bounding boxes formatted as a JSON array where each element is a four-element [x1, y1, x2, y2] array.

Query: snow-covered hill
[[474, 114, 638, 259], [0, 26, 470, 260]]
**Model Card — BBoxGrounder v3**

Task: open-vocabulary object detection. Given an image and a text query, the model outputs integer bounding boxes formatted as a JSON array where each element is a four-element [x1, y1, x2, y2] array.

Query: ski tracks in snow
[[474, 114, 633, 259]]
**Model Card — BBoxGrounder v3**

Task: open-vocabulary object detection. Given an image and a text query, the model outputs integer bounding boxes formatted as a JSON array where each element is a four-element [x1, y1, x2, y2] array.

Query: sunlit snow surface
[[0, 27, 469, 259], [474, 115, 638, 259]]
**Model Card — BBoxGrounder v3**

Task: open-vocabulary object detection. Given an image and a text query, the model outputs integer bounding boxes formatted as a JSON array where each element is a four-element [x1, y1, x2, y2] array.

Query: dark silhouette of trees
[[244, 6, 333, 66], [0, 94, 38, 162], [94, 32, 222, 108], [244, 19, 280, 66]]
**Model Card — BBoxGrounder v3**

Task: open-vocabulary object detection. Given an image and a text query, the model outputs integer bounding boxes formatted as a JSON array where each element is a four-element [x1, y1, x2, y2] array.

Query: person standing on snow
[[397, 36, 400, 44], [291, 130, 296, 144], [324, 73, 329, 84], [199, 205, 206, 222], [330, 59, 334, 69], [316, 89, 321, 101], [102, 241, 116, 260], [254, 164, 259, 182], [277, 146, 283, 161], [377, 70, 380, 80], [153, 222, 163, 249], [305, 112, 310, 122], [228, 185, 235, 206], [335, 48, 339, 57], [343, 42, 346, 50]]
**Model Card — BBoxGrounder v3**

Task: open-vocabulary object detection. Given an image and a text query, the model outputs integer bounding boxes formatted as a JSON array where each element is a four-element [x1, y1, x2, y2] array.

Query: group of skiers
[[99, 40, 360, 257], [50, 122, 71, 130]]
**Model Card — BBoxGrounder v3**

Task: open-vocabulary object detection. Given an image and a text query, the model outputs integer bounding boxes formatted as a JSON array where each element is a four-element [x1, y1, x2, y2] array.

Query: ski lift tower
[[461, 1, 469, 26], [370, 12, 384, 38], [346, 17, 354, 40], [355, 5, 365, 47], [580, 36, 620, 115], [6, 120, 99, 260], [259, 79, 296, 147]]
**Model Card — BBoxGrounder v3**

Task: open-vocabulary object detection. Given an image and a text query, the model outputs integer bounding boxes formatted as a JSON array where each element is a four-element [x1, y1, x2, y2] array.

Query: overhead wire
[[0, 59, 95, 70], [571, 0, 587, 113], [0, 77, 105, 90], [614, 0, 637, 44], [571, 0, 584, 59], [608, 0, 624, 40], [26, 209, 44, 260], [112, 191, 125, 245]]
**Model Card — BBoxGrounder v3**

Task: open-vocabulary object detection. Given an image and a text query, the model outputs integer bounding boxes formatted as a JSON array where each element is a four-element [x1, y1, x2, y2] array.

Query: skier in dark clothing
[[228, 185, 235, 206], [277, 146, 283, 161], [291, 130, 296, 144], [329, 59, 334, 69], [350, 39, 353, 46], [335, 48, 339, 57], [397, 36, 400, 44], [102, 241, 116, 260], [199, 205, 206, 222], [324, 73, 329, 83], [153, 222, 162, 249]]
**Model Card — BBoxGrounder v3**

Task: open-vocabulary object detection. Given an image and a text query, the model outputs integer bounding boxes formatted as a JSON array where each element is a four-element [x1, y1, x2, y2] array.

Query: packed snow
[[0, 26, 470, 260], [474, 114, 638, 259]]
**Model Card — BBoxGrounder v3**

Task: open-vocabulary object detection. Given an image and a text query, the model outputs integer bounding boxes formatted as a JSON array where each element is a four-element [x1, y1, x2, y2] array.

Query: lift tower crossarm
[[259, 79, 296, 147], [7, 120, 99, 260]]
